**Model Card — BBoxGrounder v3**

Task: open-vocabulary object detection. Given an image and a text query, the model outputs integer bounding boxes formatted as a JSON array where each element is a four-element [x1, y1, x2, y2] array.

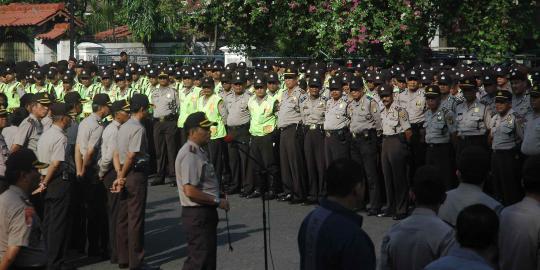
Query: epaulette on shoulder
[[189, 145, 197, 154]]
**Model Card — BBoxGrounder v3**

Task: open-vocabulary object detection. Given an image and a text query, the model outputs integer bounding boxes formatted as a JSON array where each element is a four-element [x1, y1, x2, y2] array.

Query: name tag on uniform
[[309, 124, 317, 130]]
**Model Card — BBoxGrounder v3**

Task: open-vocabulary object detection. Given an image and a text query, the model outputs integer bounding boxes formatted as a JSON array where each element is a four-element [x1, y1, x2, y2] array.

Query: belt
[[279, 124, 298, 131], [304, 124, 323, 130], [154, 114, 178, 122], [228, 123, 249, 130], [351, 129, 375, 139], [382, 134, 401, 138], [325, 128, 348, 137], [427, 143, 450, 148], [458, 135, 485, 140], [410, 122, 425, 129]]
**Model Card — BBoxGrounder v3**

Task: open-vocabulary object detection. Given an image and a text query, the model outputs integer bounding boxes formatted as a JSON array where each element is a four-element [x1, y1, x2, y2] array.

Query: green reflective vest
[[248, 95, 277, 136], [111, 85, 136, 102], [197, 94, 226, 139], [177, 86, 201, 128], [2, 81, 21, 111]]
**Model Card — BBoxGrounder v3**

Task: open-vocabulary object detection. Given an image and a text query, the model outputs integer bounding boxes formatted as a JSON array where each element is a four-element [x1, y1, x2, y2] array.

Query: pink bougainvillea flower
[[359, 25, 367, 33], [400, 24, 408, 31], [404, 40, 412, 45], [308, 5, 317, 13]]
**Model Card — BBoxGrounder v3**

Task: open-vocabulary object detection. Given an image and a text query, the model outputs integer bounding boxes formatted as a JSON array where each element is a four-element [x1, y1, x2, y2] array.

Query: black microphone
[[223, 135, 248, 145]]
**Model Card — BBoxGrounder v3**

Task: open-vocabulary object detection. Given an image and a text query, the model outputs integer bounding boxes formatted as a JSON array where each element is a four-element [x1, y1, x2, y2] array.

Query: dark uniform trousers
[[279, 125, 306, 200], [426, 143, 457, 190], [43, 176, 72, 270], [226, 124, 250, 192], [381, 135, 410, 215], [117, 171, 148, 269], [83, 168, 109, 256], [103, 169, 121, 264], [303, 126, 326, 199], [206, 138, 225, 188], [181, 206, 218, 270], [153, 119, 178, 180], [350, 129, 382, 210], [408, 123, 426, 181], [143, 117, 158, 175], [246, 133, 280, 194], [69, 176, 86, 253], [324, 129, 351, 167], [491, 149, 524, 206], [455, 135, 487, 162]]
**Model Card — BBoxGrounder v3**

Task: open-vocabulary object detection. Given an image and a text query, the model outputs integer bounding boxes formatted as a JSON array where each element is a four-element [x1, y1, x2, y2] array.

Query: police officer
[[521, 85, 540, 156], [276, 67, 307, 204], [509, 69, 532, 120], [436, 73, 459, 112], [423, 85, 457, 190], [225, 73, 251, 195], [34, 102, 76, 270], [1, 66, 24, 111], [379, 84, 412, 220], [453, 72, 492, 157], [266, 72, 283, 102], [0, 107, 8, 177], [479, 73, 498, 116], [150, 70, 179, 186], [99, 100, 130, 266], [348, 78, 383, 215], [111, 94, 152, 270], [175, 111, 230, 270], [246, 77, 279, 199], [300, 77, 326, 204], [177, 69, 201, 146], [12, 92, 52, 154], [489, 90, 524, 205], [76, 93, 111, 257], [324, 77, 350, 166]]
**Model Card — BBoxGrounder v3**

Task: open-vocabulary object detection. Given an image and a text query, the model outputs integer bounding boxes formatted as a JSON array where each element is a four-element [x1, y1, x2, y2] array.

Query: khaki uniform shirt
[[381, 103, 411, 136], [300, 96, 326, 125], [455, 100, 491, 136], [277, 86, 306, 128], [76, 113, 104, 165], [521, 113, 540, 156], [490, 110, 522, 150], [13, 114, 43, 154], [98, 120, 121, 178], [348, 95, 381, 133], [323, 98, 349, 130], [151, 86, 179, 118], [37, 124, 66, 176], [424, 107, 455, 144], [226, 91, 251, 126], [398, 88, 427, 124], [116, 117, 149, 165]]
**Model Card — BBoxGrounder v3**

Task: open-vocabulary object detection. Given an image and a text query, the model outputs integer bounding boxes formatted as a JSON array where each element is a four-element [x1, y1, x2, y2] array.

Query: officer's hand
[[110, 178, 126, 193], [32, 182, 47, 195], [219, 199, 230, 211]]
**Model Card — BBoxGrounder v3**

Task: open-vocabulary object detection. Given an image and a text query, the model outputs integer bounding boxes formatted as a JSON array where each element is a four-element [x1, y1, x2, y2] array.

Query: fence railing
[[95, 53, 225, 66]]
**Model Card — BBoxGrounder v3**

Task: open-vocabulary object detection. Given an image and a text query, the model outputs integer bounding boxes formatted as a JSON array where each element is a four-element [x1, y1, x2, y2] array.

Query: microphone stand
[[230, 142, 275, 270]]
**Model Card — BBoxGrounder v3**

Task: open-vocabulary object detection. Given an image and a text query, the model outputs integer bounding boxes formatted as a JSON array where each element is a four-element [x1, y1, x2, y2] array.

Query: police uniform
[[277, 68, 307, 203], [479, 74, 497, 117], [175, 112, 222, 270], [177, 70, 201, 146], [225, 74, 251, 194], [246, 78, 280, 198], [12, 93, 52, 154], [115, 94, 151, 269], [324, 78, 350, 166], [379, 85, 411, 218], [348, 79, 383, 213], [77, 94, 110, 256], [37, 103, 74, 269], [301, 78, 327, 201], [151, 71, 179, 186], [423, 85, 457, 190]]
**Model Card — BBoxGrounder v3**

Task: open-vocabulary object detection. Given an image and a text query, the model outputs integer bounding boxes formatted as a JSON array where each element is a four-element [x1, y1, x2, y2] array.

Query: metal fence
[[95, 53, 225, 66], [0, 42, 34, 62]]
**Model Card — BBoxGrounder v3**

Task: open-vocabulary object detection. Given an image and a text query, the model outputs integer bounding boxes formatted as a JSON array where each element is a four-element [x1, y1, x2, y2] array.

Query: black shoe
[[263, 191, 277, 200], [277, 194, 292, 202], [367, 208, 382, 216], [377, 211, 394, 218], [246, 191, 262, 199], [150, 179, 165, 186], [289, 198, 304, 205], [119, 264, 129, 269], [277, 192, 288, 198], [169, 181, 177, 187], [239, 192, 248, 198], [226, 188, 240, 195], [301, 199, 317, 206], [392, 213, 408, 220]]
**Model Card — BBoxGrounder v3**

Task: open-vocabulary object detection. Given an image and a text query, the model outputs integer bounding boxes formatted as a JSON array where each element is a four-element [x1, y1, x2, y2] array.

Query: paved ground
[[79, 184, 397, 270]]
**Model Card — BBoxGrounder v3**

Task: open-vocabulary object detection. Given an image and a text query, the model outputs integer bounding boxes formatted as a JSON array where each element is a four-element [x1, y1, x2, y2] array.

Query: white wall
[[34, 39, 55, 65], [57, 40, 71, 61]]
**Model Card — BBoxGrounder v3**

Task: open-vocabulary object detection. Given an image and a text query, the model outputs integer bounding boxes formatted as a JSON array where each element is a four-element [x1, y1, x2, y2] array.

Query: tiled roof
[[0, 3, 82, 27], [36, 23, 69, 40], [94, 25, 132, 41]]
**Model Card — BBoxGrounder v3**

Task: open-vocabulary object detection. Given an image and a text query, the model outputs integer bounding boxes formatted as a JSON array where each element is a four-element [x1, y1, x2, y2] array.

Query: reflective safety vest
[[248, 95, 277, 136], [197, 94, 226, 139], [111, 85, 136, 102], [177, 86, 201, 128], [2, 81, 21, 111]]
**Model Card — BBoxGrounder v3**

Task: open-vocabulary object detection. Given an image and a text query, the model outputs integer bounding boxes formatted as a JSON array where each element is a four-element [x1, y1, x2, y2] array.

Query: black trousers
[[153, 120, 178, 179], [426, 143, 457, 190], [181, 206, 218, 270], [143, 118, 158, 175], [350, 130, 382, 210], [246, 133, 280, 193], [226, 125, 250, 192], [83, 169, 109, 255], [279, 125, 306, 200], [381, 136, 410, 215], [409, 123, 426, 181], [491, 149, 524, 206], [206, 138, 225, 186], [117, 171, 147, 269], [103, 169, 122, 264], [456, 135, 487, 161], [43, 177, 71, 270], [69, 178, 86, 252], [304, 128, 326, 198], [324, 130, 351, 167]]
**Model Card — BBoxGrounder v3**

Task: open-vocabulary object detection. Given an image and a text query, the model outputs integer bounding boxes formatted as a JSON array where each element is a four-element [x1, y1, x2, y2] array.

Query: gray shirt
[[490, 110, 522, 150], [37, 124, 66, 176], [381, 103, 411, 136], [13, 114, 43, 154], [151, 86, 179, 118], [277, 86, 306, 128], [521, 112, 540, 156], [76, 113, 104, 164], [498, 196, 540, 270], [438, 183, 503, 226], [348, 95, 381, 133], [480, 94, 497, 117], [380, 208, 457, 270], [398, 88, 426, 124], [98, 120, 121, 178], [226, 91, 251, 126], [440, 94, 460, 113], [41, 116, 52, 132], [455, 100, 491, 136], [175, 140, 219, 207], [513, 93, 532, 120], [424, 107, 455, 144], [300, 96, 326, 125], [2, 126, 18, 151], [116, 117, 148, 165], [323, 98, 349, 130]]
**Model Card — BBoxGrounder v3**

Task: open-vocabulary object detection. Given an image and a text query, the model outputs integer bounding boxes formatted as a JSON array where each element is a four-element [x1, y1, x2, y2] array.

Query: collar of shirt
[[91, 113, 102, 122], [111, 120, 121, 129], [411, 207, 437, 217], [319, 198, 363, 227], [9, 185, 28, 201], [128, 117, 142, 126], [187, 139, 205, 154], [521, 196, 540, 208], [51, 123, 66, 134], [449, 247, 492, 267], [30, 113, 39, 122]]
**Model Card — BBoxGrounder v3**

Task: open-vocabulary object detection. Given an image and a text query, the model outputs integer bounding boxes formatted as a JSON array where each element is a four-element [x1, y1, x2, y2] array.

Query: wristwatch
[[213, 197, 221, 206]]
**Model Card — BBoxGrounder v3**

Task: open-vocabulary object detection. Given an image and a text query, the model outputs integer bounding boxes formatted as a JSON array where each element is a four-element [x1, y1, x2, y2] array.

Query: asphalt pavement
[[79, 184, 397, 270]]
